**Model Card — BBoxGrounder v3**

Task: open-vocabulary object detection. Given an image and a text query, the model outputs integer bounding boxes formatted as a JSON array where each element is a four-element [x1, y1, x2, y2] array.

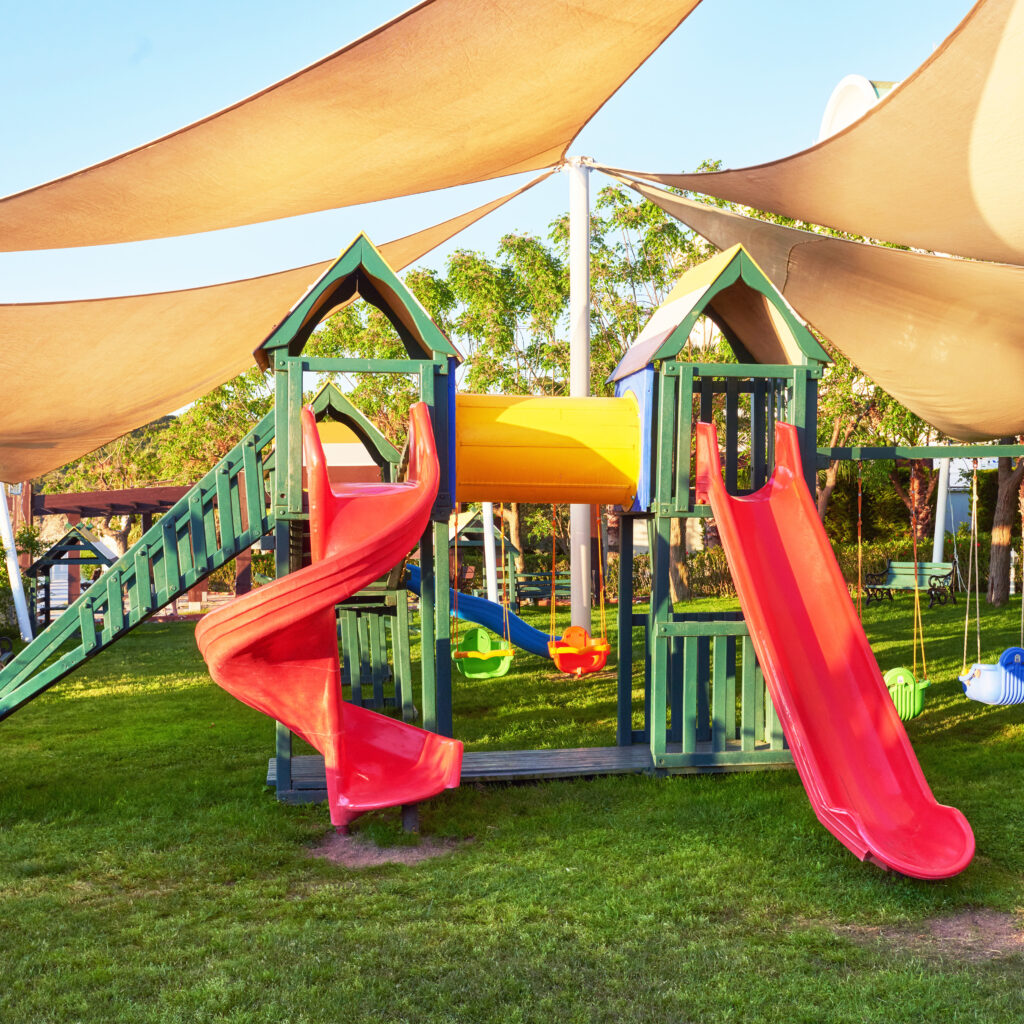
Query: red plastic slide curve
[[695, 421, 974, 879], [196, 403, 462, 829]]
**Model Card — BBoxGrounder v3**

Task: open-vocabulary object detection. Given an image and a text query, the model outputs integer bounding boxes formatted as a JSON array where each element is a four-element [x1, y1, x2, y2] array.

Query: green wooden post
[[368, 613, 386, 709], [433, 519, 453, 737], [286, 358, 304, 517], [342, 611, 362, 705], [725, 635, 737, 741], [616, 515, 634, 745], [271, 449, 294, 792], [751, 379, 767, 489], [273, 354, 290, 518], [668, 635, 683, 744], [356, 614, 372, 703], [187, 492, 208, 582], [682, 636, 699, 753], [104, 570, 124, 638], [696, 637, 711, 742], [699, 375, 713, 424], [790, 366, 817, 492], [740, 637, 757, 752], [725, 379, 739, 493], [419, 524, 437, 733], [712, 637, 728, 751], [642, 517, 656, 744], [674, 365, 695, 512], [649, 516, 672, 768], [768, 686, 786, 750], [214, 467, 234, 553], [338, 610, 351, 691], [132, 546, 154, 618], [395, 595, 416, 722]]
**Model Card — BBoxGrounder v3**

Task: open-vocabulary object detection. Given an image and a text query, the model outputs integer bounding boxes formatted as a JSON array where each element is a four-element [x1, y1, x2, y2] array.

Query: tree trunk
[[888, 460, 937, 542], [816, 413, 864, 522], [986, 443, 1024, 606], [96, 514, 133, 557], [669, 516, 689, 602], [508, 502, 525, 573], [816, 461, 840, 522]]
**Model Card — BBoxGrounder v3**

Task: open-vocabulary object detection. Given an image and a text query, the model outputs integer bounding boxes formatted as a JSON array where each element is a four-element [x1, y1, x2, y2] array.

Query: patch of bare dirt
[[840, 910, 1024, 963], [310, 831, 464, 868]]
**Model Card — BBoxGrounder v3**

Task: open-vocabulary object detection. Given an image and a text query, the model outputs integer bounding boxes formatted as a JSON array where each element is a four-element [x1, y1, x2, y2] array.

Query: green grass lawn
[[1, 596, 1022, 1023]]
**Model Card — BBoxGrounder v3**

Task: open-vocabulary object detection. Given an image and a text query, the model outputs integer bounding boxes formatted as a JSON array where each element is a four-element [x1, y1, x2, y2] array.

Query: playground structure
[[1, 0, 1023, 889], [1, 232, 1000, 877]]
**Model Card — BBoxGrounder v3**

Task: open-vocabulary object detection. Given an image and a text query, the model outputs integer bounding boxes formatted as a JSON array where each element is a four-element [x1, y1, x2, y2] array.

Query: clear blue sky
[[0, 0, 972, 302]]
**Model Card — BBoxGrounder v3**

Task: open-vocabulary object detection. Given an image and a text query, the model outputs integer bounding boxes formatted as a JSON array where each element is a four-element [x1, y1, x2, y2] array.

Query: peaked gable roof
[[25, 525, 118, 577], [610, 243, 828, 381], [255, 233, 460, 369], [306, 381, 401, 468]]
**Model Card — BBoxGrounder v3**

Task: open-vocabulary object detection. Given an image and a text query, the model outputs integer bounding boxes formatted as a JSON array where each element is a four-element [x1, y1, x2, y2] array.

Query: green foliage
[[306, 299, 417, 446], [153, 369, 272, 483], [824, 469, 931, 545]]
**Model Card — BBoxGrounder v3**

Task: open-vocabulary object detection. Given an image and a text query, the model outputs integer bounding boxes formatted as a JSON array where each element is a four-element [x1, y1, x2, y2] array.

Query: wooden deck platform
[[267, 743, 792, 803]]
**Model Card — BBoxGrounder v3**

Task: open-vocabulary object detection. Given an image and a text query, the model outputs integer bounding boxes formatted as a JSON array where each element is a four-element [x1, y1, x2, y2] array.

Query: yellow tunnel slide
[[454, 394, 641, 506]]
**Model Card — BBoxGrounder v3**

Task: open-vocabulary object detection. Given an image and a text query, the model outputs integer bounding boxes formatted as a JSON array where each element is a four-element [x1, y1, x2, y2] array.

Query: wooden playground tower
[[4, 233, 1020, 811], [262, 237, 831, 801]]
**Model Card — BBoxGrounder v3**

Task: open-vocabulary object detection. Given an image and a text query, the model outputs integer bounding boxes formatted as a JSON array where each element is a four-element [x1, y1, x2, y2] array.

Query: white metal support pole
[[932, 458, 950, 563], [1, 484, 33, 641], [567, 157, 592, 630], [481, 501, 499, 603]]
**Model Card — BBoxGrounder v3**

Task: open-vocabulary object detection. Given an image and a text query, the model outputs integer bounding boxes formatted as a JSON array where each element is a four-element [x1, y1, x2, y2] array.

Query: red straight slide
[[196, 403, 462, 829], [695, 422, 973, 879]]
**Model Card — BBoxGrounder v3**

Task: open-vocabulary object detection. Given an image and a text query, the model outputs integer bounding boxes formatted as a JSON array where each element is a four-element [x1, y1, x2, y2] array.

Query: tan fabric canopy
[[0, 173, 550, 483], [0, 0, 699, 251], [606, 0, 1024, 264], [617, 175, 1024, 441]]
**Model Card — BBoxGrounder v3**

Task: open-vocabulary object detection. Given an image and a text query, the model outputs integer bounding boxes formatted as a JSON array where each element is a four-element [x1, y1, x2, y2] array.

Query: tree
[[986, 439, 1024, 606], [813, 342, 877, 521], [37, 422, 166, 555], [862, 392, 946, 544], [154, 369, 272, 483]]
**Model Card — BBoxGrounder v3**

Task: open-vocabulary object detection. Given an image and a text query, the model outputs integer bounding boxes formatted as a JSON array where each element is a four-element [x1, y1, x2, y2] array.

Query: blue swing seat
[[959, 646, 1024, 705]]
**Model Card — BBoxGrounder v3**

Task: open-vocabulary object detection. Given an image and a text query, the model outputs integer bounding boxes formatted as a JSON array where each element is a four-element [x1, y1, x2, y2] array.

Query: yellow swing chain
[[498, 502, 512, 648], [595, 505, 607, 641], [911, 503, 927, 681], [549, 504, 558, 642], [1020, 480, 1024, 648], [856, 464, 863, 619], [962, 461, 981, 674], [451, 508, 460, 651]]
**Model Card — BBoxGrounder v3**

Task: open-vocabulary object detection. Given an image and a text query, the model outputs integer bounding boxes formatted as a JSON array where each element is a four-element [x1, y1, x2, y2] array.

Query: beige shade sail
[[604, 0, 1024, 264], [616, 175, 1024, 441], [0, 0, 700, 252], [0, 172, 551, 483]]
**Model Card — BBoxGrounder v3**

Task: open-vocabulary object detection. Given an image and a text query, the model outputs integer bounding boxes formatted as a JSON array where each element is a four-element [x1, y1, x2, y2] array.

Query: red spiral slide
[[196, 403, 462, 829], [696, 421, 973, 879]]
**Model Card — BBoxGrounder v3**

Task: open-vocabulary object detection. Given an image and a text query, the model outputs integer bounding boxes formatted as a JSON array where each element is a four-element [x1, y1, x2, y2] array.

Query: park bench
[[864, 560, 955, 609], [514, 571, 572, 609]]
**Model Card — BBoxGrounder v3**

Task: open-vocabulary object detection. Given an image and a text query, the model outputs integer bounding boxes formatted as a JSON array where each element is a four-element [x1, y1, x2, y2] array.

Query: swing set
[[451, 504, 515, 680], [958, 460, 1024, 705], [450, 502, 611, 680], [545, 505, 610, 677]]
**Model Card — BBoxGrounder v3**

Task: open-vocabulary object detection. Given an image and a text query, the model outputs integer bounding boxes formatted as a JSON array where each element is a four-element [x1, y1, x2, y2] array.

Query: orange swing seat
[[548, 625, 610, 677]]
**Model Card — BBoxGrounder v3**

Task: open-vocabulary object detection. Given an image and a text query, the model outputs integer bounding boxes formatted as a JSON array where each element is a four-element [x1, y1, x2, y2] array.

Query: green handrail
[[0, 412, 276, 721]]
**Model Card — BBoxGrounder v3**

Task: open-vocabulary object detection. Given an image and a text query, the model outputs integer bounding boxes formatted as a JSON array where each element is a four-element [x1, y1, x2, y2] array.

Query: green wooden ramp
[[0, 412, 277, 721]]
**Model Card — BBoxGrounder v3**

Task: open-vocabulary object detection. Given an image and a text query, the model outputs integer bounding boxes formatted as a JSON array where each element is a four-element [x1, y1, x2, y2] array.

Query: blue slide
[[404, 565, 556, 659]]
